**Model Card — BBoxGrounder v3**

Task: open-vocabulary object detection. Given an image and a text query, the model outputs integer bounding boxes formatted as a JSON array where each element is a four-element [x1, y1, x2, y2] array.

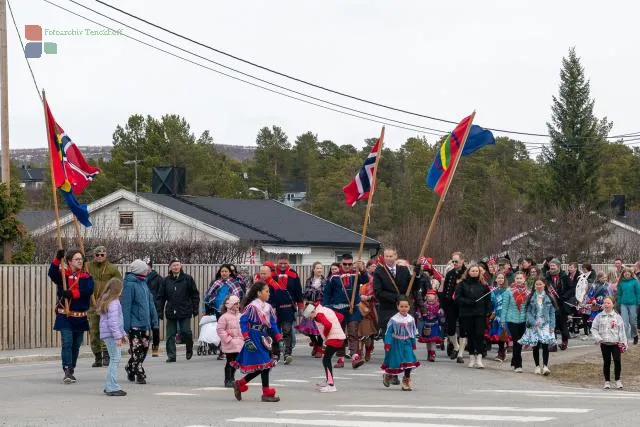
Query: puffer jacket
[[157, 271, 200, 320], [455, 277, 492, 317], [216, 311, 244, 353], [617, 277, 640, 306], [99, 299, 125, 340], [121, 272, 159, 331], [501, 285, 529, 324]]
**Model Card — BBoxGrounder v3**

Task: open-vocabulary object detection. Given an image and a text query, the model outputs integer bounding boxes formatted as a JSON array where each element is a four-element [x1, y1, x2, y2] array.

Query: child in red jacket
[[302, 303, 346, 393]]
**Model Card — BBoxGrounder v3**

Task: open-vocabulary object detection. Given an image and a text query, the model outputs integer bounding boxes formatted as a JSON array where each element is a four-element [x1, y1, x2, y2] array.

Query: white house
[[27, 189, 380, 265]]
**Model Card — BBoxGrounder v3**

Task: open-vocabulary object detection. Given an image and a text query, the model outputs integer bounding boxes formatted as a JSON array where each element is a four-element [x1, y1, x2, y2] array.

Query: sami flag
[[426, 117, 495, 196], [61, 190, 92, 227], [45, 100, 100, 195], [343, 128, 384, 206]]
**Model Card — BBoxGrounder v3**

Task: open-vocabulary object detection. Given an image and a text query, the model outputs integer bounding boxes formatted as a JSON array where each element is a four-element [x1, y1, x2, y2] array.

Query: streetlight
[[124, 159, 143, 195], [248, 187, 268, 199]]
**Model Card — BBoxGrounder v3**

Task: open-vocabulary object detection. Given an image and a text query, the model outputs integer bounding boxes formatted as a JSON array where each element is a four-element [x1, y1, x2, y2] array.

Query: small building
[[29, 189, 379, 265], [19, 166, 45, 189], [281, 180, 307, 208]]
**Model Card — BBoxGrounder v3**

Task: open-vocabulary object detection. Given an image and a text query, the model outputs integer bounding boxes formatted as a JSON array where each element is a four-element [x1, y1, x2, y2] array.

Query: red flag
[[45, 100, 100, 194], [342, 128, 384, 206]]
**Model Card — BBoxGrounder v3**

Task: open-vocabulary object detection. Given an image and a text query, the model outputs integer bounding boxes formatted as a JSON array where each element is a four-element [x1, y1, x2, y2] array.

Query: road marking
[[311, 376, 352, 380], [475, 389, 640, 398], [274, 379, 309, 383], [347, 373, 381, 377], [338, 404, 591, 413], [228, 418, 475, 427], [154, 392, 199, 396], [193, 387, 228, 391], [276, 410, 554, 423], [528, 393, 640, 399]]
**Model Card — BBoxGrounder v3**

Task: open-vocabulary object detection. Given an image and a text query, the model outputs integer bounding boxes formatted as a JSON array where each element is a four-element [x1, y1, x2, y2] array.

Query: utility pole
[[124, 159, 142, 195], [0, 0, 12, 263]]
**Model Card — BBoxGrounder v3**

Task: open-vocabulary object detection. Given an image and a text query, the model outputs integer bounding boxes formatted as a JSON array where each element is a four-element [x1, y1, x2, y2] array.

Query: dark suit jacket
[[373, 264, 423, 329]]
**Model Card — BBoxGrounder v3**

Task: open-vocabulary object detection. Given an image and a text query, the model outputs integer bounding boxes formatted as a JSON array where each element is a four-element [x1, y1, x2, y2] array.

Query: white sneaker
[[468, 354, 476, 368], [315, 380, 328, 388], [318, 384, 337, 393], [476, 354, 484, 369], [534, 366, 541, 375], [542, 365, 551, 376], [616, 380, 623, 389], [603, 381, 611, 389], [514, 367, 523, 373], [580, 335, 589, 341]]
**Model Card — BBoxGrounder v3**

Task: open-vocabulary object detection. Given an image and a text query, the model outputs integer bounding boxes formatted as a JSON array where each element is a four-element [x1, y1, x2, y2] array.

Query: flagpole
[[406, 111, 476, 296], [43, 90, 69, 313], [350, 126, 384, 315]]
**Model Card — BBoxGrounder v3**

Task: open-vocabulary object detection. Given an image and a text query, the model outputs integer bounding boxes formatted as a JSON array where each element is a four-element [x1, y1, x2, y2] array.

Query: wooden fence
[[0, 263, 617, 350]]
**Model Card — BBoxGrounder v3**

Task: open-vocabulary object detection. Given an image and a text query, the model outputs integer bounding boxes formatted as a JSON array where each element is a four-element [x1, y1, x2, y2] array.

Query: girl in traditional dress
[[296, 262, 326, 358], [519, 279, 558, 376], [488, 273, 510, 362], [231, 281, 282, 402], [417, 289, 444, 362], [381, 296, 420, 391], [580, 271, 610, 339]]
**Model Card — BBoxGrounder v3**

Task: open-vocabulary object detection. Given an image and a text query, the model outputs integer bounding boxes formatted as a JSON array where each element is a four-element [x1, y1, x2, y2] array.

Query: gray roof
[[19, 167, 45, 182], [17, 210, 57, 231], [141, 193, 379, 248]]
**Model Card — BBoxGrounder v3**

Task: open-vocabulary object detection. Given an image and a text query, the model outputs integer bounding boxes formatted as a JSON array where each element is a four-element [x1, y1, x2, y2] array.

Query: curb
[[0, 351, 95, 365]]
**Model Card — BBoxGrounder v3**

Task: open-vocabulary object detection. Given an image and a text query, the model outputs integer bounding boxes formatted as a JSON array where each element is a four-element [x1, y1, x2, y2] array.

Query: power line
[[91, 0, 640, 140], [65, 0, 450, 136], [7, 0, 41, 101], [42, 0, 442, 137]]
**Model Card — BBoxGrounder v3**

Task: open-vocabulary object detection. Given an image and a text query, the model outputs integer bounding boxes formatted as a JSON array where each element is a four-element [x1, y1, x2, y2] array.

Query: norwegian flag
[[342, 128, 384, 207]]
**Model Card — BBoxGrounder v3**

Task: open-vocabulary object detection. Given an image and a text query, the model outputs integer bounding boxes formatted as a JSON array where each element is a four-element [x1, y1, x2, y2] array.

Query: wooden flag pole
[[350, 126, 385, 315], [406, 112, 476, 297], [43, 89, 69, 313]]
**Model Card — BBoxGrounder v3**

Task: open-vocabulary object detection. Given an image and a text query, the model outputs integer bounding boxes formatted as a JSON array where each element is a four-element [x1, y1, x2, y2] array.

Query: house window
[[119, 211, 134, 229]]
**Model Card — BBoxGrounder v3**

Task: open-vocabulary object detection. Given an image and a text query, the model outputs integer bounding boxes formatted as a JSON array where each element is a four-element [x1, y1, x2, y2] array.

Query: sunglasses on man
[[95, 253, 106, 258]]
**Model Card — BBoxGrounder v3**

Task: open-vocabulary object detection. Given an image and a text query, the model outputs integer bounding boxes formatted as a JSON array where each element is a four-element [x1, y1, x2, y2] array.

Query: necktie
[[391, 267, 396, 278]]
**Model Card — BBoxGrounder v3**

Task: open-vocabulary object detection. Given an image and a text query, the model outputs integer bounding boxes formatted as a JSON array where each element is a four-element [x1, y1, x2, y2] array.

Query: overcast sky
[[7, 0, 640, 153]]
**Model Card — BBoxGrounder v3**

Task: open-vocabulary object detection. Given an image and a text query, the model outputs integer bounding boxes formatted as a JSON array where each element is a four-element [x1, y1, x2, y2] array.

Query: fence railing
[[0, 263, 616, 350]]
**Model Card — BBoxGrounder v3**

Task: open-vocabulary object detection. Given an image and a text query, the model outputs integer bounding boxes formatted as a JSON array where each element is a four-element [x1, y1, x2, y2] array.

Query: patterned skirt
[[417, 317, 444, 343], [486, 319, 511, 343], [518, 322, 556, 346], [295, 318, 320, 336]]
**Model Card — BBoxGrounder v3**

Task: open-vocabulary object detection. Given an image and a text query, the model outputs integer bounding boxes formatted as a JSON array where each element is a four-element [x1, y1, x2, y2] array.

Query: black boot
[[69, 368, 77, 382], [91, 352, 102, 368], [102, 350, 110, 367]]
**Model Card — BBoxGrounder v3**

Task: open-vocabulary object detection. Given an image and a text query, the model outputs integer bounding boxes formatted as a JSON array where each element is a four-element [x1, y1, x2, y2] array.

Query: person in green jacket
[[87, 246, 122, 367], [616, 267, 640, 345]]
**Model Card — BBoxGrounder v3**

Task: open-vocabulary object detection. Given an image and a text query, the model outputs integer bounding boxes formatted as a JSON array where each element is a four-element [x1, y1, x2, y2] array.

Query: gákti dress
[[230, 299, 281, 374], [381, 313, 421, 374]]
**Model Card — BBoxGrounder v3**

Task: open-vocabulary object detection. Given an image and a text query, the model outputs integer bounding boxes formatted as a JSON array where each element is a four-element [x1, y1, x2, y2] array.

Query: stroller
[[196, 315, 221, 356]]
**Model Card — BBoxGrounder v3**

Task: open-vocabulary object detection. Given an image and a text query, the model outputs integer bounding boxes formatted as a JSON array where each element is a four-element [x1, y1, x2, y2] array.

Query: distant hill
[[8, 144, 255, 165]]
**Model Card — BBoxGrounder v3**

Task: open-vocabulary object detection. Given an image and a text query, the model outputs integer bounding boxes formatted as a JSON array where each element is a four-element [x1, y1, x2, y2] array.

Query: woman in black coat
[[455, 264, 492, 369]]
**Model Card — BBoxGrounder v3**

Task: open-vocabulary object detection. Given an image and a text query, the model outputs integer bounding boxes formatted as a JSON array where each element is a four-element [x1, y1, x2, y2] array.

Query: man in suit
[[373, 248, 424, 384]]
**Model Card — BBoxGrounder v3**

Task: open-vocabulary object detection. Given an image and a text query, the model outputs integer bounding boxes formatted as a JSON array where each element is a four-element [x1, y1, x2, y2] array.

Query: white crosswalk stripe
[[225, 403, 594, 426], [474, 389, 640, 399]]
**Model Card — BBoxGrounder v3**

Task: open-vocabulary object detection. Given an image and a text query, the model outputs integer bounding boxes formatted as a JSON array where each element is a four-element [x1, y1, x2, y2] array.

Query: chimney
[[611, 194, 626, 217], [152, 166, 186, 195]]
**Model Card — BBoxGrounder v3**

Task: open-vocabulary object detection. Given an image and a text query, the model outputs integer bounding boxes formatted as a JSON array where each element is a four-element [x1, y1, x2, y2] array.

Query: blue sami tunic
[[323, 271, 369, 323], [381, 313, 421, 374], [48, 258, 94, 332], [230, 299, 281, 374]]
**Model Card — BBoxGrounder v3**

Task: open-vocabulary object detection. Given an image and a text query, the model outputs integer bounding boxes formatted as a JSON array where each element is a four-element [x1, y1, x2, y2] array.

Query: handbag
[[261, 335, 273, 351], [358, 301, 370, 317]]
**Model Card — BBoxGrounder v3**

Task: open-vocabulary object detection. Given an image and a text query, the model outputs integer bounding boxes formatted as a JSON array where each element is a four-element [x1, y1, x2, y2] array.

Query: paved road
[[1, 341, 639, 427]]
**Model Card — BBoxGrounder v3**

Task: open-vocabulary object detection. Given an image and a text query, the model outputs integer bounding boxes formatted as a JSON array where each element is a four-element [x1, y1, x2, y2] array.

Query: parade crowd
[[47, 246, 640, 401]]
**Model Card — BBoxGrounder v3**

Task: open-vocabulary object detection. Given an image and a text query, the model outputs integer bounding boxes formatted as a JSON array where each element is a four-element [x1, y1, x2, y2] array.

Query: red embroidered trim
[[380, 361, 421, 374]]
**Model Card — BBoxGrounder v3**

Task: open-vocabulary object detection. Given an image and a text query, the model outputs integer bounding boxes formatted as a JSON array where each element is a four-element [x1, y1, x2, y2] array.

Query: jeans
[[601, 343, 621, 381], [620, 304, 638, 339], [165, 317, 193, 359], [60, 329, 84, 369], [104, 337, 122, 392]]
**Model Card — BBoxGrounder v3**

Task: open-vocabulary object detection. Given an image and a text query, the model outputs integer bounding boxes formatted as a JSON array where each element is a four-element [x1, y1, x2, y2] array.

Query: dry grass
[[552, 347, 640, 391]]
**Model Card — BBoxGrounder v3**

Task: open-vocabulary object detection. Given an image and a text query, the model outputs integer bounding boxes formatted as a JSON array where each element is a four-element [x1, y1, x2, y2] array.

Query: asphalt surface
[[1, 339, 639, 427]]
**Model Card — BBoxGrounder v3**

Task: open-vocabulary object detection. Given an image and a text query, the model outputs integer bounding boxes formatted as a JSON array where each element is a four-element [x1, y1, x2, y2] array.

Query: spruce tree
[[543, 47, 612, 209]]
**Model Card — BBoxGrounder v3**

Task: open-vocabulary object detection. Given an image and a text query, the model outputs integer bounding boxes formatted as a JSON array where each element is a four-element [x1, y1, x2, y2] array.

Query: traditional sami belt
[[250, 324, 268, 332], [56, 308, 88, 318]]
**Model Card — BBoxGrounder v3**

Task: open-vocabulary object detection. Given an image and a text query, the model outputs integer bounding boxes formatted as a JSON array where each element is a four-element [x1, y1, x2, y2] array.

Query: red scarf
[[274, 265, 298, 289], [266, 276, 286, 291], [512, 283, 530, 310]]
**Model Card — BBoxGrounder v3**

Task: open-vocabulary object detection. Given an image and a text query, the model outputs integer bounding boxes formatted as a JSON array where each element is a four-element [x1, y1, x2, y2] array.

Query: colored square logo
[[24, 42, 42, 59], [25, 25, 42, 41], [43, 42, 57, 54]]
